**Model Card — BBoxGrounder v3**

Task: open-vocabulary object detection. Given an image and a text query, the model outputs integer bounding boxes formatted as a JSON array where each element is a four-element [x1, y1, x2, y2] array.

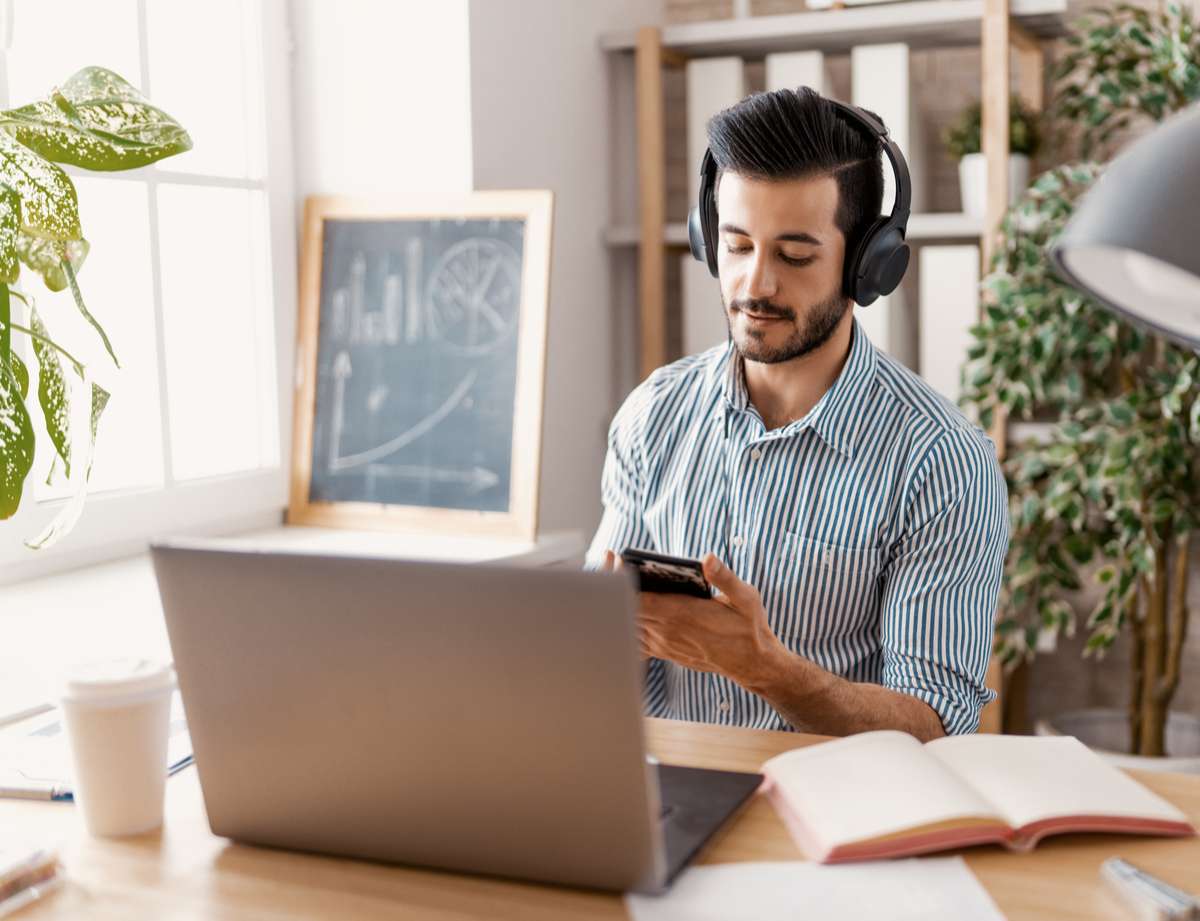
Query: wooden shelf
[[599, 0, 1067, 56], [603, 213, 985, 247]]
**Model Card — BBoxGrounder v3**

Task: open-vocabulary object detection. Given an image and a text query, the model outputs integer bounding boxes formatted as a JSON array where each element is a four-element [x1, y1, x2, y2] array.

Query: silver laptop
[[150, 542, 761, 892]]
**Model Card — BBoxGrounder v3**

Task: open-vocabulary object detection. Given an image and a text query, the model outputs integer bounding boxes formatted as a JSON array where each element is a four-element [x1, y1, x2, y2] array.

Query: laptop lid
[[150, 542, 665, 891]]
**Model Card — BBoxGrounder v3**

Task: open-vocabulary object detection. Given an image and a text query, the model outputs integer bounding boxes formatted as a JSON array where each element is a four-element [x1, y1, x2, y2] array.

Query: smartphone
[[619, 547, 712, 598]]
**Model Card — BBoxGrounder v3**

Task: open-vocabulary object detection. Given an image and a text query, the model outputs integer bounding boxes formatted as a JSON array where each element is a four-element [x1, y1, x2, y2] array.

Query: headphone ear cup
[[687, 206, 708, 271], [846, 222, 909, 306], [702, 201, 719, 279]]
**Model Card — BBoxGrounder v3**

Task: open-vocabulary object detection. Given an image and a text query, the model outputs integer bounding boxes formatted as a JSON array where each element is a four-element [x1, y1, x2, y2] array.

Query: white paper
[[626, 858, 1006, 921]]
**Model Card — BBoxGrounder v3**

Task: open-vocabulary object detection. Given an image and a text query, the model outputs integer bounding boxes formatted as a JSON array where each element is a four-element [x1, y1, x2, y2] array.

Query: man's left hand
[[638, 554, 787, 687]]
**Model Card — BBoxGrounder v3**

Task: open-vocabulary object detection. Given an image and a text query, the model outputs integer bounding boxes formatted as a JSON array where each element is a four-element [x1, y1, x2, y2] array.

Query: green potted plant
[[962, 2, 1200, 770], [0, 66, 190, 548], [943, 94, 1041, 218]]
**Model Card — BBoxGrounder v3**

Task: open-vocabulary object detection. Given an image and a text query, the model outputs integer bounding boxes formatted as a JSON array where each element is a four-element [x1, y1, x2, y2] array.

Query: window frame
[[0, 0, 297, 585]]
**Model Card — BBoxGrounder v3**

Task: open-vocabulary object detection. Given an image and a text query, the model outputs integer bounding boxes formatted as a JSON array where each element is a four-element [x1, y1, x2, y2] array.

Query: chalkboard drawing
[[328, 251, 406, 347], [327, 358, 479, 474], [425, 237, 522, 356], [290, 191, 553, 541]]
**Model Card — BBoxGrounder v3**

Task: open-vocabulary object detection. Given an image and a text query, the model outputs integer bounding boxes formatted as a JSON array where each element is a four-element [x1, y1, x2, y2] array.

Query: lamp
[[1050, 102, 1200, 350]]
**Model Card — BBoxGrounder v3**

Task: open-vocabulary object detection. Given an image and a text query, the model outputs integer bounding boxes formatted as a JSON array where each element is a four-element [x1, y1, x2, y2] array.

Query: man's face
[[715, 171, 851, 364]]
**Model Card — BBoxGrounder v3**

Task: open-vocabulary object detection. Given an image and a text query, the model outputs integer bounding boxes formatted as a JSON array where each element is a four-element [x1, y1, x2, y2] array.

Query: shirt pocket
[[774, 533, 884, 643]]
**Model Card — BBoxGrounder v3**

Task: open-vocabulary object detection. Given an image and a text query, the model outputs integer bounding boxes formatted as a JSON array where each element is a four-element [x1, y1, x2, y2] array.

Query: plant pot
[[1035, 708, 1200, 774], [958, 152, 1031, 217]]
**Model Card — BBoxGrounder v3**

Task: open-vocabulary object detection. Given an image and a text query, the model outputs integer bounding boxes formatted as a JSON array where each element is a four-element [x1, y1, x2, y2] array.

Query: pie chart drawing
[[424, 237, 522, 356]]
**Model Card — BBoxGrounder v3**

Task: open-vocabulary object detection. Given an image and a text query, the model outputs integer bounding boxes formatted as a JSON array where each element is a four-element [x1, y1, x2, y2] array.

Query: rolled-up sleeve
[[880, 428, 1010, 735]]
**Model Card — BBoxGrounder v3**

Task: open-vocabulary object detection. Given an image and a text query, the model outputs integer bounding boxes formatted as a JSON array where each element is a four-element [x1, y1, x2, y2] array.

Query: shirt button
[[719, 699, 731, 713], [823, 549, 834, 566], [750, 448, 762, 461], [731, 535, 744, 548]]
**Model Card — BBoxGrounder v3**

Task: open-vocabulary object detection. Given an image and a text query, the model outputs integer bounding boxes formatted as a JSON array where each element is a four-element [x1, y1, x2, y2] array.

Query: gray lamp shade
[[1050, 102, 1200, 349]]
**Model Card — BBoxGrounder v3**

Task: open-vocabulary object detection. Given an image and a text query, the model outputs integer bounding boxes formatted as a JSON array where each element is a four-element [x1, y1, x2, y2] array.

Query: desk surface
[[4, 719, 1198, 920]]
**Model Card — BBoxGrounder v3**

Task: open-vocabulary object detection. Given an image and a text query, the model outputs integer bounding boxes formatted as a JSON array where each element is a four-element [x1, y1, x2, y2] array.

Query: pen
[[1101, 857, 1200, 921], [0, 782, 72, 802]]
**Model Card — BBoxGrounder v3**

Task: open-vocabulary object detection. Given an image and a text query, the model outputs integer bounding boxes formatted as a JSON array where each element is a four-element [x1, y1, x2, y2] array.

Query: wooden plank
[[981, 0, 1011, 270], [600, 0, 1069, 55], [636, 27, 667, 379], [1012, 22, 1046, 110]]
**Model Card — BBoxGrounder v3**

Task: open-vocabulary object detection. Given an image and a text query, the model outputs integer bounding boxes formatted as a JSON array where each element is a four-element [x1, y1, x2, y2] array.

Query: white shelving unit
[[599, 0, 1067, 54]]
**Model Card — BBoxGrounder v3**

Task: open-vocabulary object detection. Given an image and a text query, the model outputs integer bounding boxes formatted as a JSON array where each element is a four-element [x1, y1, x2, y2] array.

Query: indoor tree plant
[[943, 94, 1041, 218], [962, 1, 1200, 763], [0, 66, 190, 547]]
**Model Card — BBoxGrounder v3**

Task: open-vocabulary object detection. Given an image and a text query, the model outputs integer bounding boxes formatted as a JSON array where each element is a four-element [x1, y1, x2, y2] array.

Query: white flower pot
[[958, 152, 1031, 217], [1035, 708, 1200, 774]]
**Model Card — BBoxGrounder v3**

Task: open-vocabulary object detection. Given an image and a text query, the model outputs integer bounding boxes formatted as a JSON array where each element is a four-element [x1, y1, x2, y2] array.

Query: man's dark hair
[[706, 87, 885, 256]]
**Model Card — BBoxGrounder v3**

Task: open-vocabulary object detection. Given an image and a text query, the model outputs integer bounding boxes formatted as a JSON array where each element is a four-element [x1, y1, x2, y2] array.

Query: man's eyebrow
[[718, 223, 823, 246]]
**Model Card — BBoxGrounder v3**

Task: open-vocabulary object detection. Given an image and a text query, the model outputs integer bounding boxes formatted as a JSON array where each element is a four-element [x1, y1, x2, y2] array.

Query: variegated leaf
[[16, 232, 88, 292], [29, 306, 70, 476], [0, 130, 80, 241], [0, 185, 20, 285], [0, 66, 192, 171], [62, 259, 118, 367], [25, 368, 96, 548], [88, 382, 109, 478], [0, 350, 34, 519]]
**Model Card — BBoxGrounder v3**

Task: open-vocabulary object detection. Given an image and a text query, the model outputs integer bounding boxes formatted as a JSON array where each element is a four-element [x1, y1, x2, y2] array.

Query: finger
[[702, 554, 760, 609], [602, 549, 616, 572]]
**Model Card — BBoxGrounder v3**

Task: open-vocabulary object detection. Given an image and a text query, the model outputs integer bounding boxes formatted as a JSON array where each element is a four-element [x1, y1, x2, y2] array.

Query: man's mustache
[[729, 298, 795, 321]]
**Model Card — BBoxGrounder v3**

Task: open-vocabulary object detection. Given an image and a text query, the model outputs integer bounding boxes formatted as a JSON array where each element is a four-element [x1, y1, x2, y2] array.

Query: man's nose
[[744, 250, 778, 299]]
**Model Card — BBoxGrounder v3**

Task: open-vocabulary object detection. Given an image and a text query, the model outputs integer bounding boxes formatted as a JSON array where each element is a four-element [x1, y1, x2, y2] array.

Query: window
[[0, 0, 296, 582]]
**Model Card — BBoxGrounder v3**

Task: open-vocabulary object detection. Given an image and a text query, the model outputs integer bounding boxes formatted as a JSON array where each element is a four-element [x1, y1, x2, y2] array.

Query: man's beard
[[724, 285, 850, 364]]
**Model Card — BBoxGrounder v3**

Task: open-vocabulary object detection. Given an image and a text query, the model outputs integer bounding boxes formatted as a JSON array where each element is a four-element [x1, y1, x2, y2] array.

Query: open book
[[761, 731, 1195, 863]]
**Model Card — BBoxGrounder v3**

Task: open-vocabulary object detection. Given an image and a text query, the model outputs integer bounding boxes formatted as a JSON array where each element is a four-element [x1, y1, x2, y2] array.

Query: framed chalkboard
[[288, 192, 553, 539]]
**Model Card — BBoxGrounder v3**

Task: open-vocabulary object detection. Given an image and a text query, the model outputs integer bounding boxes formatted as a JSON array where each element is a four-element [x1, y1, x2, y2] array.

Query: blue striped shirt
[[585, 320, 1009, 735]]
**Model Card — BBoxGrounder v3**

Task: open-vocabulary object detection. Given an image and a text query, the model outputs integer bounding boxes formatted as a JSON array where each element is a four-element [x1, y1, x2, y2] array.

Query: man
[[586, 87, 1009, 740]]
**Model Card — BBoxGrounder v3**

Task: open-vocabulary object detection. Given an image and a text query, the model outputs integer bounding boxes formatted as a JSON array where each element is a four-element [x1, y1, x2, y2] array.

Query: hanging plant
[[0, 66, 191, 547]]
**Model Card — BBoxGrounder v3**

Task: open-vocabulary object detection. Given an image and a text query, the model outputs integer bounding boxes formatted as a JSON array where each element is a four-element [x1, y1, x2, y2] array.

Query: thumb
[[703, 554, 758, 608]]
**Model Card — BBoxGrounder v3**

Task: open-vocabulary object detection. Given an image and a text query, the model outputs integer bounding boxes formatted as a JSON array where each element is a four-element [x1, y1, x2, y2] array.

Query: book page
[[926, 735, 1190, 831], [762, 731, 1003, 852]]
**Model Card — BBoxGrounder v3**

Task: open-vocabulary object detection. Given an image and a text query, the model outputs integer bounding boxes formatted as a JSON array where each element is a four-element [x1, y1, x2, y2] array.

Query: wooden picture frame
[[288, 191, 553, 540]]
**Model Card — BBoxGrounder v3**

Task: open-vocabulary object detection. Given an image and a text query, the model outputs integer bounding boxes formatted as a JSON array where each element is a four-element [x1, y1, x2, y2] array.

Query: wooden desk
[[4, 719, 1199, 920]]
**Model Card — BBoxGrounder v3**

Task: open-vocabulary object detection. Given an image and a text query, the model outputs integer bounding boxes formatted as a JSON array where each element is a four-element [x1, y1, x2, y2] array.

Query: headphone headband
[[688, 95, 912, 307]]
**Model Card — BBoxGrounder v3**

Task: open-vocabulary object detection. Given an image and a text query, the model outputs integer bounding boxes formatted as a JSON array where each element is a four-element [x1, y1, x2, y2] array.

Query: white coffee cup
[[59, 658, 176, 837]]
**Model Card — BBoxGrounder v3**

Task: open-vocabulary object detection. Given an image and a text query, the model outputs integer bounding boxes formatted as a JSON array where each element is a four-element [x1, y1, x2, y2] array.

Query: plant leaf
[[0, 350, 34, 519], [0, 185, 20, 285], [29, 305, 70, 476], [0, 129, 80, 241], [0, 281, 7, 369], [0, 67, 192, 171], [16, 232, 88, 292], [87, 382, 109, 479], [25, 368, 96, 549], [62, 259, 118, 367]]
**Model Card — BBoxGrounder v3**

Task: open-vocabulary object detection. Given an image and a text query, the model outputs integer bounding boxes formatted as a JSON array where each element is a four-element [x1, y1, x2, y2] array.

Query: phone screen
[[620, 548, 711, 598]]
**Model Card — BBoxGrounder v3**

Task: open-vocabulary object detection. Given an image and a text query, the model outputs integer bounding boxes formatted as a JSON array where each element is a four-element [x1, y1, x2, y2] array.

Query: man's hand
[[604, 550, 786, 685], [601, 550, 946, 739]]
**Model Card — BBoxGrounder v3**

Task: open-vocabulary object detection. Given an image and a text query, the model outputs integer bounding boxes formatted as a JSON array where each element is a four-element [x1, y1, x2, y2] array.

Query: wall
[[468, 0, 663, 540], [289, 0, 473, 201]]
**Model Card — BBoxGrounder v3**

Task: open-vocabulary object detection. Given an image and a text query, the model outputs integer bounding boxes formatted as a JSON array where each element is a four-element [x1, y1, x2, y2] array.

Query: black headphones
[[687, 98, 912, 307]]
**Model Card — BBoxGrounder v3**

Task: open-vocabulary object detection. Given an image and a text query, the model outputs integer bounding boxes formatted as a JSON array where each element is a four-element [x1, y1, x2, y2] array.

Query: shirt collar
[[720, 317, 878, 459]]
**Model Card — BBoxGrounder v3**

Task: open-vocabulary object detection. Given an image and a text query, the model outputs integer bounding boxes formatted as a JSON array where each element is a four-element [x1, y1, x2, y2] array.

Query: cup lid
[[61, 657, 175, 702]]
